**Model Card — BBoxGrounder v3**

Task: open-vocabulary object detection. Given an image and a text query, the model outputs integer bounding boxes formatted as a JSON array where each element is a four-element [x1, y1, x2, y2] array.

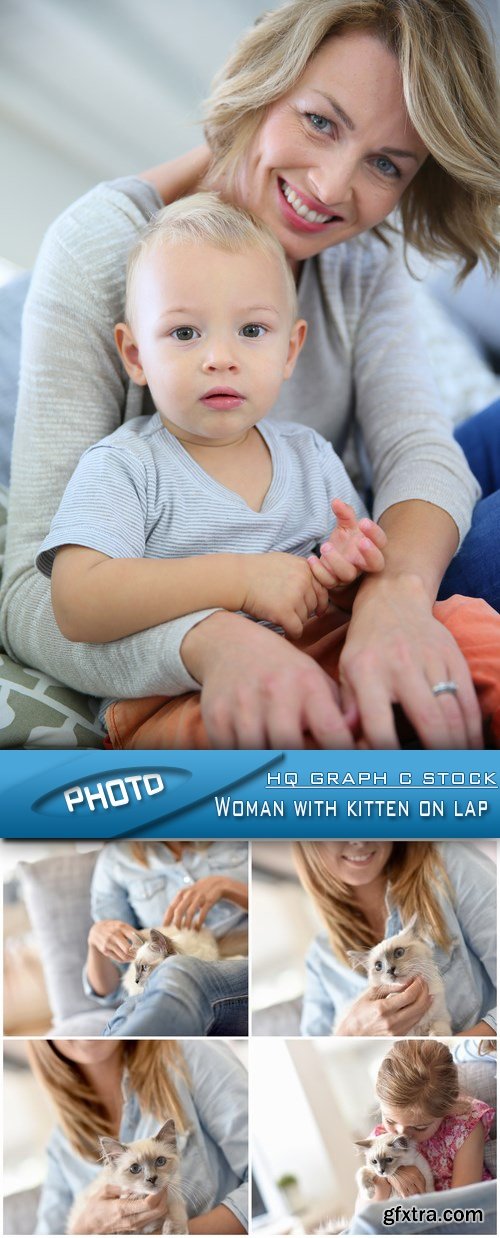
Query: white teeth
[[281, 179, 332, 224]]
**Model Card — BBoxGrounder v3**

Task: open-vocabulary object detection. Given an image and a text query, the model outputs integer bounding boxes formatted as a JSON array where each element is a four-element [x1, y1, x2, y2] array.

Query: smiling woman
[[1, 0, 499, 751]]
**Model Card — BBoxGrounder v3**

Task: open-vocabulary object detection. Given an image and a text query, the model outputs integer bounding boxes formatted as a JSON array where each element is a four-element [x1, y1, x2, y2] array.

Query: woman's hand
[[335, 977, 432, 1036], [340, 573, 483, 749], [388, 1166, 427, 1197], [163, 876, 248, 930], [182, 611, 356, 749], [88, 920, 138, 963], [67, 1184, 169, 1235]]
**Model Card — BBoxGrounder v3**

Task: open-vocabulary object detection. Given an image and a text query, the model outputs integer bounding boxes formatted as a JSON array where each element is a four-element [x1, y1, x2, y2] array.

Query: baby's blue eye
[[130, 1163, 142, 1174], [171, 327, 200, 341], [155, 1156, 167, 1166], [306, 112, 332, 134], [374, 155, 400, 178], [239, 324, 267, 338]]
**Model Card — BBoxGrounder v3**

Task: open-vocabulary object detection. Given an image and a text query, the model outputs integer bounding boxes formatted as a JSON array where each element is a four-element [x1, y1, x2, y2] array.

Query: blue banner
[[1, 750, 498, 838]]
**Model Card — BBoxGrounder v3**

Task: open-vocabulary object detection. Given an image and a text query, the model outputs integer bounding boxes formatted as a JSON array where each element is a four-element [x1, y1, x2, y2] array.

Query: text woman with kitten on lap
[[84, 841, 248, 1038], [28, 1039, 248, 1236], [293, 841, 497, 1037]]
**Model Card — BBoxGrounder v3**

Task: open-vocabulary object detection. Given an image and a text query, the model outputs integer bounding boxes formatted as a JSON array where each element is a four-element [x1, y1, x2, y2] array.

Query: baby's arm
[[308, 499, 387, 589], [51, 545, 329, 643], [450, 1123, 486, 1188]]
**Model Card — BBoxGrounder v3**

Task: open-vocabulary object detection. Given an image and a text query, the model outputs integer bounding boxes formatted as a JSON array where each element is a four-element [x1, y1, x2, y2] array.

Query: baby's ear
[[114, 322, 148, 386], [99, 1136, 127, 1163], [283, 318, 307, 380], [347, 948, 369, 972]]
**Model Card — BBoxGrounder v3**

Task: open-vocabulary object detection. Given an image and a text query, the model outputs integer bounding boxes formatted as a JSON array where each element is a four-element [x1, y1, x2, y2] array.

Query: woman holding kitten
[[85, 841, 248, 1037], [29, 1038, 248, 1236], [357, 1040, 494, 1204], [294, 841, 496, 1036]]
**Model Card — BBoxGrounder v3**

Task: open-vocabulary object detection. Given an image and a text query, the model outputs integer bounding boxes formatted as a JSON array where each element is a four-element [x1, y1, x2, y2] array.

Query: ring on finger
[[431, 680, 458, 697]]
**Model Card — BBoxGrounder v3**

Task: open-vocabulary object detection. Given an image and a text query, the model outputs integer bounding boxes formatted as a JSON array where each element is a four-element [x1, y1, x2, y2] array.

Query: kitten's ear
[[154, 1118, 177, 1149], [403, 913, 419, 934], [99, 1136, 128, 1163], [149, 928, 177, 957], [392, 1136, 409, 1152], [354, 1138, 373, 1149], [347, 949, 369, 973], [129, 931, 145, 951]]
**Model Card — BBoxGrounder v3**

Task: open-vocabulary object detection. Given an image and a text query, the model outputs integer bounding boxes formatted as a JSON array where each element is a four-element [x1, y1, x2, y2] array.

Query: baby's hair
[[376, 1040, 470, 1120], [125, 191, 298, 325]]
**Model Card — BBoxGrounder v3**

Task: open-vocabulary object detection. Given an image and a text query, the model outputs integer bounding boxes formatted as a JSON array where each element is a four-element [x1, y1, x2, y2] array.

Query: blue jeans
[[439, 399, 500, 610], [103, 956, 248, 1036]]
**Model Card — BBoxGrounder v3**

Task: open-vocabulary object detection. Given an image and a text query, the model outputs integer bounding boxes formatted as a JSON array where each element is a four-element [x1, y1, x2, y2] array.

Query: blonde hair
[[128, 841, 210, 866], [204, 0, 499, 279], [293, 841, 453, 963], [27, 1040, 187, 1161], [376, 1040, 470, 1119], [126, 191, 298, 323]]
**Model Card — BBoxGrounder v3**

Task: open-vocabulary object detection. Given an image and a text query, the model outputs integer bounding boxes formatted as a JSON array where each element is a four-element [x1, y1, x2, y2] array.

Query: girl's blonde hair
[[376, 1040, 470, 1119], [204, 0, 499, 279], [27, 1040, 187, 1161], [125, 191, 298, 323], [293, 841, 453, 963]]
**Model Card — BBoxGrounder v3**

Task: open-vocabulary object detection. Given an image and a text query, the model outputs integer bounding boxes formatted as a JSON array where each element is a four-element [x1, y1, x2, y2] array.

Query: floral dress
[[374, 1097, 494, 1192]]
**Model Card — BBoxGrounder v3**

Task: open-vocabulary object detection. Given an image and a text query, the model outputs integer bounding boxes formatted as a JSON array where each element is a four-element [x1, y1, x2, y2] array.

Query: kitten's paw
[[428, 1021, 452, 1035], [356, 1167, 378, 1198]]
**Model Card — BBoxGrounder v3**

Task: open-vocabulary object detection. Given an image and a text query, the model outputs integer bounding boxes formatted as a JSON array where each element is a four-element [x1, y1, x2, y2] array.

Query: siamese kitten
[[340, 915, 452, 1035], [356, 1132, 434, 1199], [66, 1119, 188, 1235], [123, 926, 219, 996]]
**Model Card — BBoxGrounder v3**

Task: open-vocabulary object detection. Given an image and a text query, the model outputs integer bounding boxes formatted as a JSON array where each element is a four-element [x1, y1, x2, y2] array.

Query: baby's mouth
[[279, 177, 342, 225]]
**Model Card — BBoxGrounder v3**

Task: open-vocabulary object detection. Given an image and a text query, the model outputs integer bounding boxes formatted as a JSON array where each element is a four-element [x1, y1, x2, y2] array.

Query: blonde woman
[[294, 841, 497, 1035], [28, 1038, 248, 1235], [84, 841, 248, 1036], [2, 0, 499, 748]]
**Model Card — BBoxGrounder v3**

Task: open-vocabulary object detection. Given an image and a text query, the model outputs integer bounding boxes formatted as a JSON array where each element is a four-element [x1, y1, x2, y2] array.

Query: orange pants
[[104, 595, 500, 749]]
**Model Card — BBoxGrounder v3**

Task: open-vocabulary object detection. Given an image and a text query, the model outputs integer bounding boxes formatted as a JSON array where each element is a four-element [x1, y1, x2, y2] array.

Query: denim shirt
[[35, 1041, 248, 1234], [84, 841, 248, 1005], [301, 842, 497, 1036]]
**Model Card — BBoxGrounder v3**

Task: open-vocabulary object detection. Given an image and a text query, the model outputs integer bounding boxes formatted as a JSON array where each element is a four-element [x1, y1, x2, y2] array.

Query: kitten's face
[[100, 1120, 178, 1196], [133, 929, 178, 987], [356, 1133, 414, 1177], [350, 916, 432, 985]]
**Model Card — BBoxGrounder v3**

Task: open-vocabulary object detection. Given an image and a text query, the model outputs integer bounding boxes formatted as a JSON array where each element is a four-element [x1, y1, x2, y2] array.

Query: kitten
[[355, 1132, 434, 1199], [341, 915, 452, 1035], [123, 926, 219, 996], [66, 1119, 188, 1235]]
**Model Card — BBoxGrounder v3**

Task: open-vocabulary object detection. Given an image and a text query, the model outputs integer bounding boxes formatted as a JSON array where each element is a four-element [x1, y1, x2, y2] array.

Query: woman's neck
[[352, 875, 388, 937], [80, 1050, 124, 1133]]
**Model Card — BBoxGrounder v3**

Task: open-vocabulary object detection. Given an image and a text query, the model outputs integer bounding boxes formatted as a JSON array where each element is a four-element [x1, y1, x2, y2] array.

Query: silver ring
[[431, 680, 458, 697]]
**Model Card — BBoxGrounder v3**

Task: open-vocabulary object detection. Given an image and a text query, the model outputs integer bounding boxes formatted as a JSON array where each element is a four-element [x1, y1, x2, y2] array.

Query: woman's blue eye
[[374, 156, 400, 179], [130, 1163, 142, 1174], [306, 112, 332, 135], [155, 1156, 167, 1166], [171, 327, 199, 341], [240, 324, 266, 338]]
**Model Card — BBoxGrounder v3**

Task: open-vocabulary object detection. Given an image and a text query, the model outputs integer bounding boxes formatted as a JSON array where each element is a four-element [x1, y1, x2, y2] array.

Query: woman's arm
[[163, 876, 248, 930], [35, 1134, 74, 1235], [188, 1204, 246, 1234], [139, 145, 211, 203], [340, 502, 483, 749], [450, 1123, 486, 1188], [443, 844, 497, 1034], [84, 846, 141, 999], [182, 1041, 249, 1233]]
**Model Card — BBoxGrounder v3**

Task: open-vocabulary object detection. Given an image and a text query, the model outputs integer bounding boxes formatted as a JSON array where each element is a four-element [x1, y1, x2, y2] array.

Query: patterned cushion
[[0, 484, 104, 749]]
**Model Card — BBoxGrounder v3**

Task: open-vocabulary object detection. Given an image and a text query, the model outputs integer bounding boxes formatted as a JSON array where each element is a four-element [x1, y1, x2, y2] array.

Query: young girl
[[366, 1040, 495, 1200]]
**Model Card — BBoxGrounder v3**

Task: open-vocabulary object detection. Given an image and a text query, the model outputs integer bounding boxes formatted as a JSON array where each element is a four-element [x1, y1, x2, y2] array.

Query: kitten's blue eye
[[129, 1163, 142, 1174], [394, 947, 405, 958], [374, 960, 383, 971], [239, 324, 267, 339], [155, 1156, 167, 1166], [171, 327, 200, 342]]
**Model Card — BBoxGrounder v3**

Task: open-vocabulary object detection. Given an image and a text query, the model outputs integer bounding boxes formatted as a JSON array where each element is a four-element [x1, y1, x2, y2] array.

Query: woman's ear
[[283, 318, 308, 379], [114, 322, 148, 386]]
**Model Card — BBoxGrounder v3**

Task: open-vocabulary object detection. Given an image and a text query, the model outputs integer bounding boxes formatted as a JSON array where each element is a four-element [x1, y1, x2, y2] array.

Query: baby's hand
[[308, 498, 387, 589], [240, 552, 329, 639]]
